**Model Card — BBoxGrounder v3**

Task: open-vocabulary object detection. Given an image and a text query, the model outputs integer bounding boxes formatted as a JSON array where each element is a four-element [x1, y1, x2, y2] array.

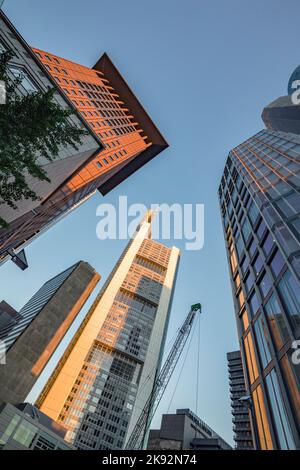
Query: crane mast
[[124, 303, 202, 450]]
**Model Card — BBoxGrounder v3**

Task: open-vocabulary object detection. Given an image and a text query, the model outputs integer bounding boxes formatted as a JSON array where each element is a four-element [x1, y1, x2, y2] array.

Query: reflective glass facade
[[219, 129, 300, 450], [36, 214, 180, 450]]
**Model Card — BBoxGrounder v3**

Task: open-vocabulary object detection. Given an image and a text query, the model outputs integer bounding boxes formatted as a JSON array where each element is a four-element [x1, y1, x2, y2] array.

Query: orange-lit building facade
[[0, 11, 168, 262], [219, 129, 300, 450], [36, 213, 180, 450]]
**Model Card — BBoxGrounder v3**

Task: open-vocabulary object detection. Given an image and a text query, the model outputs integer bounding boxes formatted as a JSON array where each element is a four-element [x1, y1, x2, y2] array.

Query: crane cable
[[196, 311, 201, 419], [166, 312, 200, 414]]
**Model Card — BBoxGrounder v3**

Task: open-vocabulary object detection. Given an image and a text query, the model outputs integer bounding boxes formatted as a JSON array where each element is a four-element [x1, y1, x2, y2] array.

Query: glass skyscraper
[[36, 212, 180, 450], [219, 129, 300, 450]]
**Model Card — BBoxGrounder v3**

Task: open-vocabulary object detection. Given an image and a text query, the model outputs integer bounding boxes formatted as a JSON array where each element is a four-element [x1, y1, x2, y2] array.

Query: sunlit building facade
[[0, 11, 168, 262], [36, 213, 180, 450], [219, 129, 300, 450], [0, 261, 100, 406]]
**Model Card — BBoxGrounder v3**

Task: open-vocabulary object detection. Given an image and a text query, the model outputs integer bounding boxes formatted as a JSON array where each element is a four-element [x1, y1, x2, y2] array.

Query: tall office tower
[[227, 350, 254, 449], [0, 11, 168, 262], [0, 261, 100, 406], [147, 409, 232, 450], [0, 11, 102, 262], [36, 213, 180, 450], [218, 129, 300, 450]]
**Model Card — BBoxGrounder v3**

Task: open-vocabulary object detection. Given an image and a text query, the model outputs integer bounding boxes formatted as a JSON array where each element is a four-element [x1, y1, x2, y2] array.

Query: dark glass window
[[249, 238, 257, 258], [259, 272, 272, 298], [245, 271, 255, 294], [249, 291, 260, 317], [257, 219, 267, 239], [262, 233, 274, 256], [278, 270, 300, 332], [235, 233, 244, 259], [242, 218, 251, 243], [249, 202, 259, 225], [253, 254, 263, 276], [241, 256, 249, 275], [270, 250, 285, 278]]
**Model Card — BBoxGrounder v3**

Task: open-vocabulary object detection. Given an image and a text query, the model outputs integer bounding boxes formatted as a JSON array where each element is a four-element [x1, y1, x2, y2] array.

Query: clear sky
[[1, 0, 299, 446]]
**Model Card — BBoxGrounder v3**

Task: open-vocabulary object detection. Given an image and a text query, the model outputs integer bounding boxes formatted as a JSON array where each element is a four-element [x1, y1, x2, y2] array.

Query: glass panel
[[252, 385, 273, 450], [259, 272, 272, 299], [242, 218, 251, 243], [245, 270, 255, 294], [265, 369, 296, 449], [262, 233, 274, 256], [241, 309, 250, 332], [249, 291, 260, 317], [249, 202, 260, 225], [9, 66, 38, 93], [0, 415, 21, 445], [253, 254, 263, 276], [270, 250, 285, 278], [244, 331, 259, 384], [13, 420, 38, 448], [278, 270, 300, 333], [280, 352, 300, 424], [254, 315, 272, 369], [264, 294, 290, 350]]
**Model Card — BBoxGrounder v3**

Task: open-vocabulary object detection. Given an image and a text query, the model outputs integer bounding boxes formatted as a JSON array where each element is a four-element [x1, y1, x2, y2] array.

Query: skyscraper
[[227, 350, 254, 450], [219, 129, 300, 449], [0, 11, 102, 262], [36, 212, 180, 450], [0, 11, 168, 262], [0, 261, 100, 406]]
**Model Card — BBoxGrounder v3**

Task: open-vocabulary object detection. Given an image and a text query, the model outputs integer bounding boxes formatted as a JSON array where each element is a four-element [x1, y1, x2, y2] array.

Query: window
[[265, 294, 290, 349], [262, 233, 274, 256], [249, 202, 259, 225], [254, 315, 272, 369], [244, 331, 259, 384], [257, 219, 267, 239], [245, 270, 254, 293], [0, 414, 20, 445], [280, 352, 300, 424], [278, 270, 300, 333], [9, 66, 38, 93], [252, 385, 273, 450], [13, 420, 38, 448], [265, 369, 296, 449], [253, 254, 263, 276], [241, 218, 251, 242], [259, 272, 272, 299], [270, 250, 285, 278], [249, 291, 260, 317]]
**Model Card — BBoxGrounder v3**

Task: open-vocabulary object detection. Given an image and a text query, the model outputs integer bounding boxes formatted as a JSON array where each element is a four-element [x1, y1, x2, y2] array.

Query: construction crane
[[124, 302, 202, 450]]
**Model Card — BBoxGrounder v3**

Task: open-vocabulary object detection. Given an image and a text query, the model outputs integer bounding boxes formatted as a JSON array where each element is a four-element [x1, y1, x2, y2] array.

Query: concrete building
[[0, 11, 168, 263], [218, 128, 300, 449], [227, 350, 254, 449], [0, 403, 74, 450], [147, 409, 232, 450], [36, 212, 180, 450], [0, 261, 100, 406], [0, 11, 102, 262]]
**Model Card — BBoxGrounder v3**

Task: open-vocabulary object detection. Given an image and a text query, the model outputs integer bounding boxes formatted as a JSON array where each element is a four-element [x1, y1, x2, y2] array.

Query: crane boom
[[124, 303, 202, 450]]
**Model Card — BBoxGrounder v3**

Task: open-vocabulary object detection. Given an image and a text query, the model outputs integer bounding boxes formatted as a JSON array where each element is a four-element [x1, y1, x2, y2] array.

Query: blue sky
[[1, 0, 299, 445]]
